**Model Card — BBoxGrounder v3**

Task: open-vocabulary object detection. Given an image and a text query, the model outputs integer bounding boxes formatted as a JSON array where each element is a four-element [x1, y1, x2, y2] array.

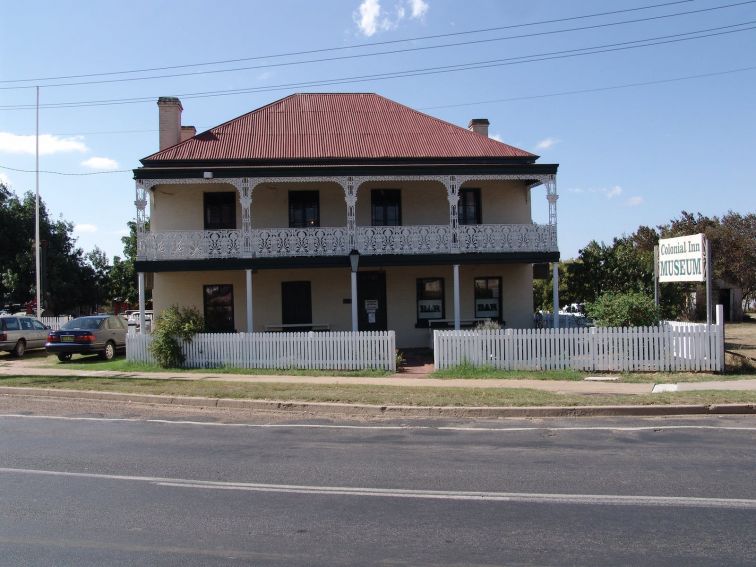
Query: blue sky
[[1, 0, 754, 262]]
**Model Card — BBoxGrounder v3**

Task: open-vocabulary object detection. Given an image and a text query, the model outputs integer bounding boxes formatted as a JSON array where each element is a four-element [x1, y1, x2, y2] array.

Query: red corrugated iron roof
[[142, 93, 536, 163]]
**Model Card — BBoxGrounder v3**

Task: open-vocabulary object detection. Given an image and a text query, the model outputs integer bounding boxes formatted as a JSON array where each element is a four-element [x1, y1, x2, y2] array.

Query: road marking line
[[0, 466, 753, 509], [0, 414, 755, 432]]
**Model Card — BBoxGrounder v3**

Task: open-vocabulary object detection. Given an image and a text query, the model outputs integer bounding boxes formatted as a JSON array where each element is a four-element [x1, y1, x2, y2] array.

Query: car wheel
[[57, 353, 72, 362], [100, 341, 116, 361], [12, 340, 26, 357]]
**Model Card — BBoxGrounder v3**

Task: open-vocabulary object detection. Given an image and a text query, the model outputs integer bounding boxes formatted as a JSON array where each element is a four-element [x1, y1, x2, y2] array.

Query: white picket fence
[[40, 316, 72, 330], [434, 311, 725, 372], [127, 331, 396, 371]]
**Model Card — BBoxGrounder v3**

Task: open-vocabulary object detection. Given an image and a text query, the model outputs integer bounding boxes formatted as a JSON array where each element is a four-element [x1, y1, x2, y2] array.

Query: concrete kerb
[[0, 386, 753, 418]]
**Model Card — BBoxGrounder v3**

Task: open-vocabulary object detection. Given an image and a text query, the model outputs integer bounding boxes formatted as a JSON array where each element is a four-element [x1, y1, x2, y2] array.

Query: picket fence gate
[[434, 311, 725, 373], [127, 331, 396, 371]]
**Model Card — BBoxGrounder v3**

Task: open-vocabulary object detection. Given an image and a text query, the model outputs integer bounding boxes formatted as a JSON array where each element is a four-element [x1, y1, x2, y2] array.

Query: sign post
[[657, 233, 709, 323]]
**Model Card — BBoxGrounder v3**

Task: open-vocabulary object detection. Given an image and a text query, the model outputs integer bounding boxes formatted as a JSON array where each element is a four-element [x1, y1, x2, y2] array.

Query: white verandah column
[[138, 272, 146, 334], [453, 264, 461, 330], [552, 263, 560, 329], [245, 269, 253, 332]]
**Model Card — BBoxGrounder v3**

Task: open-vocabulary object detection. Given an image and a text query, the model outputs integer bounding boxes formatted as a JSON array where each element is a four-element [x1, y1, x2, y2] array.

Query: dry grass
[[0, 375, 754, 407]]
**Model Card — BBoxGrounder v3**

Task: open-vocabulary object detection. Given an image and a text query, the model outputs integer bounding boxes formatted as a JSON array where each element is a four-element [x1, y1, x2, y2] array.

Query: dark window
[[204, 192, 236, 230], [371, 189, 401, 226], [474, 277, 502, 320], [20, 318, 33, 330], [281, 281, 312, 327], [32, 319, 46, 330], [288, 191, 320, 228], [204, 284, 234, 332], [458, 188, 481, 225], [416, 278, 445, 325]]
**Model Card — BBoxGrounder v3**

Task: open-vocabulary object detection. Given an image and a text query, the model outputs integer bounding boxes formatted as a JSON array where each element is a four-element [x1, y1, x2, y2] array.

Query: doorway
[[357, 272, 387, 331]]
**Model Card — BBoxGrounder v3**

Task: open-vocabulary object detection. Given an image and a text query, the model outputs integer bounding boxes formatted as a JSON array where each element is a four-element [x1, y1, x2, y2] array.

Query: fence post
[[716, 304, 725, 372]]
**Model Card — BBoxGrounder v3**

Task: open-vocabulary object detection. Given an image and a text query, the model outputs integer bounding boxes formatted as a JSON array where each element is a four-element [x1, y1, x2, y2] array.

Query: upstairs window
[[371, 189, 401, 226], [204, 192, 236, 230], [289, 191, 320, 228], [458, 188, 481, 225]]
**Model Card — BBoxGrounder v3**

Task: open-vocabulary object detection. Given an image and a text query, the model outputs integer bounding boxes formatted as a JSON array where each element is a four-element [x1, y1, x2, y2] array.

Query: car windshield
[[61, 318, 103, 331]]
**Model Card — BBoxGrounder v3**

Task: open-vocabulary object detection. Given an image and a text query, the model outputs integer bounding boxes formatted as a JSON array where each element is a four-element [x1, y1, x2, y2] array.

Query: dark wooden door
[[282, 281, 312, 328], [357, 272, 387, 331]]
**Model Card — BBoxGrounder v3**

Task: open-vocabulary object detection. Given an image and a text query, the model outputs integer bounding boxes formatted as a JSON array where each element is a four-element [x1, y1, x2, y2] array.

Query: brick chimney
[[180, 126, 197, 142], [468, 118, 490, 137], [157, 97, 183, 150]]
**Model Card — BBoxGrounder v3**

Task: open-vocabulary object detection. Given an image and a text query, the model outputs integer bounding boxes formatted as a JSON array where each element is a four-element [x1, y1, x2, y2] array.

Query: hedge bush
[[586, 291, 661, 327], [149, 305, 204, 368]]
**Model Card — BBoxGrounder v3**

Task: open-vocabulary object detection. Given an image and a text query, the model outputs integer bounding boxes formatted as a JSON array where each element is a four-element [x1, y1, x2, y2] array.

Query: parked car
[[127, 310, 153, 331], [0, 315, 50, 357], [46, 315, 127, 362]]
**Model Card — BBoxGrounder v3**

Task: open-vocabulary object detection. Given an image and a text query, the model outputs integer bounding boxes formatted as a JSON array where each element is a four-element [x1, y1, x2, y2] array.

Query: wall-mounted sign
[[418, 299, 443, 320], [364, 299, 378, 312], [475, 299, 499, 319], [658, 234, 706, 283]]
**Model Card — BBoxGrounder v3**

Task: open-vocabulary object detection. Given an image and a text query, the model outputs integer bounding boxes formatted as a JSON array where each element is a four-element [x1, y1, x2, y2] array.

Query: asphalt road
[[0, 397, 754, 566]]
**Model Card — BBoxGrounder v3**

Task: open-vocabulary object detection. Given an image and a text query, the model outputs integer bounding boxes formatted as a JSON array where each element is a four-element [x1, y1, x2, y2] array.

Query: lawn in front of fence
[[1, 375, 755, 407]]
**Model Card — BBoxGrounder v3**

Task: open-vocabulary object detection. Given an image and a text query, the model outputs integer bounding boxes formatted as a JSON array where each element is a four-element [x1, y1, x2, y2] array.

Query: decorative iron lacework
[[252, 227, 349, 258], [135, 174, 558, 260], [357, 225, 452, 255], [458, 224, 556, 253], [142, 230, 241, 260]]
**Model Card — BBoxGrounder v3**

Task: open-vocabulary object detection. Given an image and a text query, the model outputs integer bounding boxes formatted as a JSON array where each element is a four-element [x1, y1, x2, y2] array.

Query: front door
[[357, 272, 387, 331]]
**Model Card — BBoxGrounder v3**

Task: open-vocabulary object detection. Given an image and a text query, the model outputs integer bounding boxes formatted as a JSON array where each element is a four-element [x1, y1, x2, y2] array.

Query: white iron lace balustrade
[[357, 225, 451, 255], [459, 224, 556, 253], [145, 230, 241, 260], [252, 227, 349, 257]]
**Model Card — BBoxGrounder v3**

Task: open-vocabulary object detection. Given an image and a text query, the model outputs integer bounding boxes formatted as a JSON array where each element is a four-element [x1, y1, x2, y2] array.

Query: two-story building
[[133, 93, 560, 348]]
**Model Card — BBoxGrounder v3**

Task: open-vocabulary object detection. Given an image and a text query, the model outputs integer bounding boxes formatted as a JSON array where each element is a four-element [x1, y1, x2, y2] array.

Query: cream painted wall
[[153, 263, 533, 348], [250, 182, 347, 228], [148, 179, 534, 231], [150, 183, 242, 231]]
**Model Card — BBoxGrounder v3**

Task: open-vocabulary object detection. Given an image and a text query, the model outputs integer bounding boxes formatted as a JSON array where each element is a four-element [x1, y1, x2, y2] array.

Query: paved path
[[2, 364, 756, 395]]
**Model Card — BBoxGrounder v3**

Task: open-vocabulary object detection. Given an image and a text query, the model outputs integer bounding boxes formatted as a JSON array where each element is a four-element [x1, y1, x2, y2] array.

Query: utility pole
[[35, 86, 41, 319]]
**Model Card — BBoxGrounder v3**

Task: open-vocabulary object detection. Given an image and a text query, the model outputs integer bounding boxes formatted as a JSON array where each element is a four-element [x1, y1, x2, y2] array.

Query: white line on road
[[0, 413, 755, 432], [0, 466, 753, 509]]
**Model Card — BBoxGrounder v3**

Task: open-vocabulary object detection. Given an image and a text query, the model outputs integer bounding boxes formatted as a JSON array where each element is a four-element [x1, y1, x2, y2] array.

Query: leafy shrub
[[586, 291, 661, 327], [475, 319, 502, 331], [149, 305, 204, 368]]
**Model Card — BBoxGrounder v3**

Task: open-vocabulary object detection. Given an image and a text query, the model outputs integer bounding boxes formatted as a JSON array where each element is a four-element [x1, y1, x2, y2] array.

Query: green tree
[[586, 291, 661, 327]]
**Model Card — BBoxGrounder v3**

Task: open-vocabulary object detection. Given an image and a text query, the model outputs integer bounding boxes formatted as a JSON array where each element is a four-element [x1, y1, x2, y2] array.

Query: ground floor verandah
[[145, 263, 539, 349]]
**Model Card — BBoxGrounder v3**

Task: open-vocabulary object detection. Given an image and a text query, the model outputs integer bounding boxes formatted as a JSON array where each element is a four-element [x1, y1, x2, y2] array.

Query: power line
[[0, 0, 696, 85], [419, 65, 756, 109], [2, 20, 753, 111], [32, 65, 755, 138], [0, 164, 132, 176], [3, 1, 752, 91]]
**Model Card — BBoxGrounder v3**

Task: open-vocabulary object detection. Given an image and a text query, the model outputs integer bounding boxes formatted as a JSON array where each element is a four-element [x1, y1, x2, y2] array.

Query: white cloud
[[490, 133, 503, 142], [605, 185, 623, 199], [257, 71, 273, 81], [74, 224, 98, 233], [0, 132, 88, 155], [355, 0, 382, 36], [567, 185, 624, 199], [625, 196, 644, 207], [409, 0, 429, 18], [0, 172, 11, 187], [535, 137, 559, 150], [81, 156, 119, 170], [354, 0, 428, 36]]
